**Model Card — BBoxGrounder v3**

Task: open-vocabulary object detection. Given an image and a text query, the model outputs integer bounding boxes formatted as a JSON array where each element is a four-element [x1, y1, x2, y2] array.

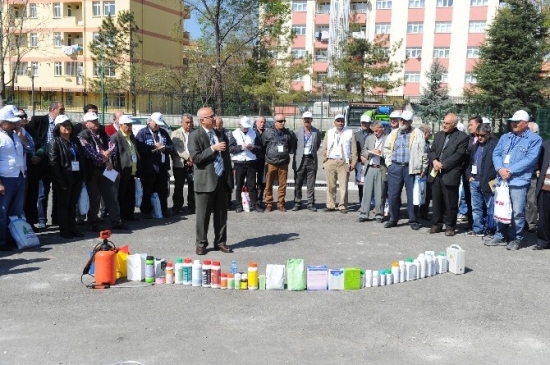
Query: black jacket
[[47, 136, 86, 189], [466, 135, 498, 194], [27, 114, 51, 155], [261, 127, 296, 166], [135, 127, 174, 173], [536, 140, 550, 198], [111, 130, 141, 179], [427, 129, 469, 186]]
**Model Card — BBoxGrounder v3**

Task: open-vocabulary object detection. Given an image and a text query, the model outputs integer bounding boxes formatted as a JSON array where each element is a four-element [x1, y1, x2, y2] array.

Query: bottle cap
[[406, 258, 413, 262], [146, 255, 154, 260], [221, 273, 227, 278], [176, 258, 183, 263], [228, 273, 234, 278], [213, 261, 221, 266], [360, 270, 365, 274], [166, 262, 173, 269], [386, 269, 391, 274], [249, 262, 257, 267], [184, 258, 192, 263], [203, 260, 211, 265], [439, 252, 445, 256], [379, 270, 385, 275], [392, 262, 399, 267]]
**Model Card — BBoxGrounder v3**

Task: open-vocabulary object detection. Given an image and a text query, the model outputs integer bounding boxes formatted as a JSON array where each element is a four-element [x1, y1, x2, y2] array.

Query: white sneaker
[[36, 222, 47, 229]]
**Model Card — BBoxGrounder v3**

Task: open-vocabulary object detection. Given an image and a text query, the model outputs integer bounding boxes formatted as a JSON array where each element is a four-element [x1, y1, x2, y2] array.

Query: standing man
[[417, 124, 433, 220], [354, 114, 372, 203], [105, 110, 124, 137], [188, 107, 234, 255], [262, 114, 296, 212], [358, 120, 387, 223], [322, 114, 358, 213], [486, 110, 542, 250], [72, 104, 98, 137], [27, 101, 65, 229], [214, 116, 232, 207], [135, 112, 174, 218], [229, 116, 262, 213], [534, 138, 550, 250], [383, 110, 426, 230], [254, 117, 267, 209], [292, 111, 322, 212], [427, 113, 470, 236], [171, 113, 195, 214]]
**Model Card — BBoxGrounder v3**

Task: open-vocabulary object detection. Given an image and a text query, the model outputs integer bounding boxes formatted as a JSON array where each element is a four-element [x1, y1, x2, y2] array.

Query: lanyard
[[474, 144, 484, 163], [507, 135, 520, 153], [68, 141, 77, 160], [304, 129, 312, 145], [277, 130, 285, 144]]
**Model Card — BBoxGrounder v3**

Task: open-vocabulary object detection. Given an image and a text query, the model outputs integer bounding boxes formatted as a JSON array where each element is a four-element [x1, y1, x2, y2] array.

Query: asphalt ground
[[1, 164, 550, 364]]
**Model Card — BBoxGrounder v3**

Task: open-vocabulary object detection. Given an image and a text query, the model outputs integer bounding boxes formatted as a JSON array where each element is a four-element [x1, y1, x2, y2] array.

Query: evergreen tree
[[417, 60, 453, 124], [465, 0, 550, 118]]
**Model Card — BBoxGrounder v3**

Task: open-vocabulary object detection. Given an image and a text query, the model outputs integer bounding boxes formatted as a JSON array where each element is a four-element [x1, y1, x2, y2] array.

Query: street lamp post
[[100, 44, 105, 125], [27, 65, 36, 116]]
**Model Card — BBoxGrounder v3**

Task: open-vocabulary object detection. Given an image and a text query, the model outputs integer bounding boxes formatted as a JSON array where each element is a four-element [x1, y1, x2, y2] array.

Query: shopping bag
[[135, 178, 143, 208], [241, 188, 251, 212], [494, 181, 512, 224], [78, 184, 89, 215], [413, 176, 427, 205], [266, 264, 285, 290], [485, 196, 496, 232], [8, 216, 40, 250], [151, 193, 163, 218], [286, 258, 306, 291]]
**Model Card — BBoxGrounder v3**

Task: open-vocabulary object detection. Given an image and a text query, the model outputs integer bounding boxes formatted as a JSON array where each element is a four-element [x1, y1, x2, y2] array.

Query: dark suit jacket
[[427, 129, 469, 186], [188, 127, 233, 193], [292, 126, 321, 171], [536, 140, 550, 197], [111, 130, 141, 180], [27, 114, 50, 154], [465, 135, 498, 194]]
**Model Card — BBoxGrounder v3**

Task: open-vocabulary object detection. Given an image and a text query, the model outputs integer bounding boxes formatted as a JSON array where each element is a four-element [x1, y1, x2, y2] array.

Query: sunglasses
[[476, 133, 487, 137], [275, 120, 286, 123]]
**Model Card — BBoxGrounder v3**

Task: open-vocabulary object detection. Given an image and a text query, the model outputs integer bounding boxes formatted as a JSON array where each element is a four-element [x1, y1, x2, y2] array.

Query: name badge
[[131, 155, 137, 163], [471, 165, 478, 175], [71, 161, 80, 171], [504, 154, 511, 164], [161, 153, 166, 163], [277, 145, 284, 153]]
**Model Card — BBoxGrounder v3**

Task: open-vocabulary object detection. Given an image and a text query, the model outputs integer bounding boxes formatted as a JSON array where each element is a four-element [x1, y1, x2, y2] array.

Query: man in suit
[[427, 113, 470, 236], [534, 139, 550, 250], [253, 117, 267, 209], [292, 111, 322, 212], [354, 114, 372, 203], [188, 107, 234, 255], [358, 120, 387, 223], [171, 114, 195, 214]]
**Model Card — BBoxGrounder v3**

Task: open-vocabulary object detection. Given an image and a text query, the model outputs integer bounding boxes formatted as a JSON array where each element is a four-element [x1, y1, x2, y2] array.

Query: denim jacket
[[493, 129, 542, 187]]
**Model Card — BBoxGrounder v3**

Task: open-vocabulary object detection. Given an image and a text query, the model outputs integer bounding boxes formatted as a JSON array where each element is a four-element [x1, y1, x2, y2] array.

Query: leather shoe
[[235, 206, 243, 213], [375, 218, 383, 223], [358, 216, 368, 222], [265, 205, 272, 212], [384, 221, 397, 228], [278, 207, 287, 212], [445, 227, 456, 236], [292, 204, 301, 211], [162, 210, 175, 217], [307, 206, 317, 212], [429, 225, 443, 234], [112, 222, 130, 230], [340, 209, 349, 214], [213, 244, 234, 253], [323, 208, 336, 212], [532, 245, 546, 250], [410, 222, 421, 231], [196, 247, 206, 255]]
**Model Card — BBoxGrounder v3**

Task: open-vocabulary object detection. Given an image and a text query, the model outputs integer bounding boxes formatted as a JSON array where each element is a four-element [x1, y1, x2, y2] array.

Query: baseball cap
[[389, 111, 401, 119], [54, 115, 71, 125], [119, 115, 133, 125], [0, 105, 21, 122], [401, 110, 414, 122], [239, 116, 252, 128], [508, 110, 530, 122], [83, 112, 99, 122], [302, 111, 313, 119], [334, 114, 345, 120], [150, 112, 165, 125], [360, 114, 371, 123]]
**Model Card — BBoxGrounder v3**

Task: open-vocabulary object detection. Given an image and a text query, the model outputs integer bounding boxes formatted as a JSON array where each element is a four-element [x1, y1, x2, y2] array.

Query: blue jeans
[[0, 174, 25, 245], [469, 180, 493, 233], [37, 176, 51, 225], [494, 185, 529, 242], [387, 163, 416, 223], [459, 180, 468, 215]]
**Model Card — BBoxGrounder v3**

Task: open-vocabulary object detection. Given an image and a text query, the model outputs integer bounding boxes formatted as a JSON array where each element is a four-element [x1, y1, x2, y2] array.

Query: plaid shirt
[[79, 132, 117, 167], [392, 129, 411, 164]]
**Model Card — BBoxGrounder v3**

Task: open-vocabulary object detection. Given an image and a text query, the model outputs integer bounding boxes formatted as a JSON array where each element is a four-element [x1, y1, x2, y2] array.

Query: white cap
[[150, 112, 165, 125], [239, 116, 252, 128], [482, 117, 490, 124], [334, 114, 345, 120], [119, 115, 133, 125], [0, 105, 21, 122], [83, 112, 99, 122], [389, 111, 401, 119], [401, 110, 414, 121], [54, 115, 71, 126], [360, 114, 371, 123], [302, 111, 313, 119], [457, 122, 466, 132], [508, 110, 530, 122]]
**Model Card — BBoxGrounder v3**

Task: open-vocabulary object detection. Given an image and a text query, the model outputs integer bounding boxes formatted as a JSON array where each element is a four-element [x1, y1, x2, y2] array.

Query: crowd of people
[[0, 103, 548, 255]]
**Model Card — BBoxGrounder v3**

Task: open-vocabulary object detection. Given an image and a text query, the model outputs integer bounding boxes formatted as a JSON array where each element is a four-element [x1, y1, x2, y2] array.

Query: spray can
[[183, 258, 193, 285], [385, 269, 392, 285], [227, 273, 235, 289], [192, 260, 202, 287], [391, 262, 400, 284], [145, 256, 155, 283], [248, 262, 258, 290], [365, 270, 373, 288], [202, 260, 211, 288], [372, 270, 380, 287], [399, 260, 406, 283], [221, 273, 228, 289], [174, 258, 184, 284], [438, 252, 448, 274], [240, 273, 248, 290], [165, 262, 174, 284], [231, 260, 238, 274], [234, 272, 241, 290], [211, 261, 221, 288]]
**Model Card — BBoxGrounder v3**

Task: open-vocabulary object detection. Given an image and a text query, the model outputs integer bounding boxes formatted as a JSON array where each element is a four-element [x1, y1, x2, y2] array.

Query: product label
[[202, 269, 211, 286], [211, 269, 220, 286], [183, 267, 192, 283]]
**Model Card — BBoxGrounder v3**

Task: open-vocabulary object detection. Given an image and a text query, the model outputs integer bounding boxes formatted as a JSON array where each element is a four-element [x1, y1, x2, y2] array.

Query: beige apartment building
[[4, 0, 189, 113]]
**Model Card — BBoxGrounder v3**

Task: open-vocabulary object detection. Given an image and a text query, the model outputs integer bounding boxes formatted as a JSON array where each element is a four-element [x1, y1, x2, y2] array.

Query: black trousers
[[25, 160, 55, 224], [54, 177, 82, 235], [256, 159, 266, 207], [431, 175, 460, 228], [195, 176, 229, 248], [172, 167, 195, 210], [537, 190, 550, 248], [294, 155, 316, 206], [140, 171, 169, 214], [462, 173, 473, 224], [118, 176, 136, 220], [234, 161, 257, 208]]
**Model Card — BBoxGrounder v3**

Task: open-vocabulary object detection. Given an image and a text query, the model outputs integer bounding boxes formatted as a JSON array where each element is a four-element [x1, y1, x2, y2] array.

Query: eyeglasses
[[275, 120, 286, 123], [202, 114, 216, 120], [476, 133, 487, 137]]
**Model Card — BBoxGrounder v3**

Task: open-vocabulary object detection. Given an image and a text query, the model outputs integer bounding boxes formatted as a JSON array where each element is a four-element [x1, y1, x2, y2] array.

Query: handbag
[[8, 216, 40, 250], [413, 176, 427, 205], [493, 181, 512, 224]]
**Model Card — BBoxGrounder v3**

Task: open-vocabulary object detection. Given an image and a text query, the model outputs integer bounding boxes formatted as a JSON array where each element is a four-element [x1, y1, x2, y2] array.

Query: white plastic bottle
[[414, 259, 420, 280], [379, 270, 386, 286], [405, 258, 413, 281], [202, 260, 211, 288], [372, 270, 380, 287], [385, 269, 392, 285], [183, 258, 193, 285], [425, 253, 433, 277], [211, 261, 221, 288], [438, 252, 448, 274], [174, 258, 184, 285], [426, 251, 437, 276], [234, 273, 241, 290], [191, 260, 202, 287], [417, 253, 426, 279], [365, 270, 373, 288], [399, 261, 406, 283], [391, 262, 400, 284]]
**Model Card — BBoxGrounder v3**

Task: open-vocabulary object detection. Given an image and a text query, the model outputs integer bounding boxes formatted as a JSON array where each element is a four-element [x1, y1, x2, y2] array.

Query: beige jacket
[[171, 127, 191, 169], [383, 127, 427, 175]]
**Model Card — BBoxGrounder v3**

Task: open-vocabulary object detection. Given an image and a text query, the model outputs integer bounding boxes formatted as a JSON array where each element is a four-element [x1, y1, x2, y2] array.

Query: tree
[[465, 0, 550, 118], [416, 60, 453, 125]]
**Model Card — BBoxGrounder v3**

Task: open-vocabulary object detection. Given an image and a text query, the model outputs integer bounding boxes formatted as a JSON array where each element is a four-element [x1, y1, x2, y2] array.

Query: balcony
[[183, 5, 191, 19]]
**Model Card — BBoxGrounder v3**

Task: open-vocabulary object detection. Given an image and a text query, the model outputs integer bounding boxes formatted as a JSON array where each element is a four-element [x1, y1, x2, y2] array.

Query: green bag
[[286, 258, 306, 291]]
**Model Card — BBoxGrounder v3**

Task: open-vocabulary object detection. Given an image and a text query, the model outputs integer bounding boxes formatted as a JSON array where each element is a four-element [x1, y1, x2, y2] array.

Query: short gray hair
[[182, 113, 193, 121], [529, 122, 539, 133], [476, 124, 492, 134], [370, 120, 383, 129], [418, 124, 432, 135]]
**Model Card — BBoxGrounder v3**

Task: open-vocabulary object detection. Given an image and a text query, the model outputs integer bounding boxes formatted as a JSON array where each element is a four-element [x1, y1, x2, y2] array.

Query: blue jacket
[[493, 129, 542, 187]]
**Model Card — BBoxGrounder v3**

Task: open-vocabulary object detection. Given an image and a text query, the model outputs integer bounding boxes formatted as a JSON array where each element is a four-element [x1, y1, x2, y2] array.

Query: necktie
[[440, 135, 450, 159], [208, 131, 224, 177]]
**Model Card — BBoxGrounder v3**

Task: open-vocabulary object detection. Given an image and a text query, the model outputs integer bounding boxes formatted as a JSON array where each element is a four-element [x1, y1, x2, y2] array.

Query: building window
[[407, 22, 424, 34], [292, 74, 305, 82], [471, 0, 488, 5], [65, 62, 83, 76], [469, 21, 486, 33], [104, 1, 115, 16], [53, 33, 62, 47], [315, 49, 328, 61], [405, 72, 420, 83], [291, 49, 307, 59], [375, 23, 391, 34], [437, 0, 453, 6], [317, 72, 328, 82], [376, 0, 392, 9], [435, 22, 452, 33], [292, 25, 306, 36], [406, 47, 422, 58], [408, 0, 425, 8], [466, 47, 480, 58], [373, 74, 389, 81], [53, 3, 61, 18], [292, 1, 307, 12], [29, 4, 37, 18], [54, 62, 62, 76], [30, 33, 38, 47], [465, 73, 477, 83], [316, 25, 329, 33], [93, 62, 116, 77], [13, 62, 27, 76], [440, 73, 448, 83], [351, 2, 369, 13], [92, 1, 101, 16], [31, 62, 39, 76], [433, 47, 450, 58], [317, 3, 330, 13]]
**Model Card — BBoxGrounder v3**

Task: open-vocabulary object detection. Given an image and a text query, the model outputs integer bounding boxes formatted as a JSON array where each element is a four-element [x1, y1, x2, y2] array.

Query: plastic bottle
[[391, 262, 400, 284], [414, 259, 420, 280], [405, 258, 413, 281], [360, 270, 365, 288], [154, 259, 166, 284], [145, 256, 155, 283], [438, 252, 448, 274], [399, 260, 406, 283], [365, 270, 372, 288], [174, 258, 184, 284], [211, 261, 221, 288], [385, 269, 392, 285], [183, 258, 193, 285], [202, 260, 211, 288], [240, 273, 248, 290], [418, 253, 426, 279], [248, 262, 258, 290], [379, 270, 386, 286], [425, 253, 433, 277], [234, 272, 241, 290], [372, 270, 380, 287], [165, 262, 174, 284], [227, 273, 235, 289], [426, 251, 437, 276], [221, 273, 228, 289], [191, 259, 202, 287], [231, 260, 238, 275]]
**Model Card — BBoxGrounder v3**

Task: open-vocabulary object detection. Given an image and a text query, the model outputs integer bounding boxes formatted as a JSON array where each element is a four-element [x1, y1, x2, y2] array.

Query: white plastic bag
[[78, 184, 89, 215], [413, 176, 427, 205], [126, 253, 146, 281], [8, 216, 40, 250], [494, 181, 512, 224], [135, 178, 143, 208], [266, 264, 285, 290], [241, 189, 251, 212], [151, 193, 163, 219]]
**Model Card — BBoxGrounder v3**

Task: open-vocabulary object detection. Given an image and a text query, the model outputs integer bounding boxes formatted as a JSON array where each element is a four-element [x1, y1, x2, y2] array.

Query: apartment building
[[4, 0, 189, 110], [287, 0, 501, 98]]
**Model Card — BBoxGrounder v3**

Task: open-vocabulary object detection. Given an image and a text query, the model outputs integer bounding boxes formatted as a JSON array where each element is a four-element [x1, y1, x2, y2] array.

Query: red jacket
[[105, 124, 118, 136]]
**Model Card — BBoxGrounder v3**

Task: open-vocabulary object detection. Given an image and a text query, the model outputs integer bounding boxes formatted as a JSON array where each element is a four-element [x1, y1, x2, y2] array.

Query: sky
[[186, 13, 201, 40]]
